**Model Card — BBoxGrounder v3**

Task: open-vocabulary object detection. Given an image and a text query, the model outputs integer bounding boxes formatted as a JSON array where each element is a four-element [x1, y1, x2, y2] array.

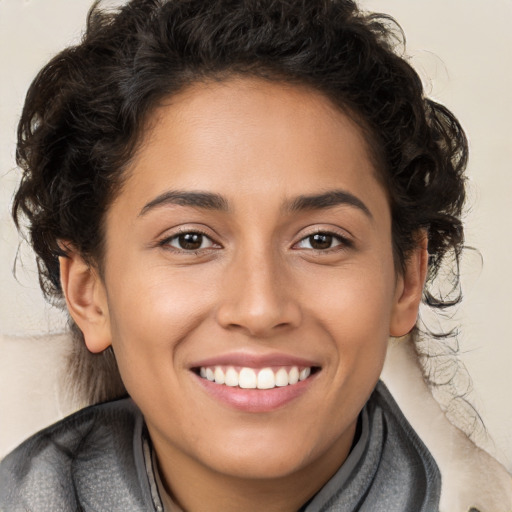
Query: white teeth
[[239, 368, 257, 389], [214, 367, 225, 384], [299, 367, 311, 381], [225, 367, 239, 387], [257, 368, 275, 389], [198, 365, 314, 389], [275, 368, 289, 387], [288, 367, 299, 385]]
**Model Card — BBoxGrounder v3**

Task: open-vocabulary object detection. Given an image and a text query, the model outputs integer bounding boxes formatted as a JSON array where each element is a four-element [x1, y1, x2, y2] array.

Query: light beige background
[[1, 0, 511, 471]]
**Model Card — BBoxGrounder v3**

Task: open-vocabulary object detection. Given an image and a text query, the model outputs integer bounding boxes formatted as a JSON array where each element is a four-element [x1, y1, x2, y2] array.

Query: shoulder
[[381, 338, 512, 512], [0, 398, 153, 511], [371, 379, 438, 474]]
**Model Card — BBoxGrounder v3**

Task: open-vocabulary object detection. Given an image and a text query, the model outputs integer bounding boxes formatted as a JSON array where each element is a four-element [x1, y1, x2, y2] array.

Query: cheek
[[104, 263, 217, 383], [109, 259, 211, 329], [304, 263, 396, 335], [302, 260, 396, 380]]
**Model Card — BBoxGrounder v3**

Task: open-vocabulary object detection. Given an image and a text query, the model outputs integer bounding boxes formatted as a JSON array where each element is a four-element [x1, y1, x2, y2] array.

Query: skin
[[60, 78, 427, 512]]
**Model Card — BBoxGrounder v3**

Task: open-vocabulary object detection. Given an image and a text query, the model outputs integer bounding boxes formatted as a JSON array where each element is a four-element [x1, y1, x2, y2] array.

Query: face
[[63, 78, 424, 491]]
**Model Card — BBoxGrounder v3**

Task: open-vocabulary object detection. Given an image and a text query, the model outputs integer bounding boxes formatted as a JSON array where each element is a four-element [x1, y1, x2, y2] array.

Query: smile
[[198, 366, 313, 389]]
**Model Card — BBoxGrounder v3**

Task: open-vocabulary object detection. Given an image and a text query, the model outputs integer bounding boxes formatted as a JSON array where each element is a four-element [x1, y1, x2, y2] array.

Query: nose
[[215, 248, 302, 338]]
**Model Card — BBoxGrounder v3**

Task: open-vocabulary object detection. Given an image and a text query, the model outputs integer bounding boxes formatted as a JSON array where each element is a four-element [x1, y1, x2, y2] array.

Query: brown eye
[[179, 233, 203, 250], [166, 232, 215, 251], [295, 232, 345, 251], [309, 233, 333, 250]]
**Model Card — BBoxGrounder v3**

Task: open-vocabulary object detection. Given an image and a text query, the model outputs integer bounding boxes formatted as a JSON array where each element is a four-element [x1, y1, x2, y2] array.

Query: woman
[[1, 0, 510, 510]]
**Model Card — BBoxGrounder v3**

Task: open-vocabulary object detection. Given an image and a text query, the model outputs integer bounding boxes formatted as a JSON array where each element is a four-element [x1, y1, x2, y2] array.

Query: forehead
[[114, 78, 388, 218]]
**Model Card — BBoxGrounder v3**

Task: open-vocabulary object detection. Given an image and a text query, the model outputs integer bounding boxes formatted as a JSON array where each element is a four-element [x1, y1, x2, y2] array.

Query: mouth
[[190, 354, 321, 412], [195, 365, 320, 389]]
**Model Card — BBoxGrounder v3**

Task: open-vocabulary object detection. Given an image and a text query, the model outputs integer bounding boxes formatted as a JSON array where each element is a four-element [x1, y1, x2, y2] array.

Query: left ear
[[390, 232, 428, 337]]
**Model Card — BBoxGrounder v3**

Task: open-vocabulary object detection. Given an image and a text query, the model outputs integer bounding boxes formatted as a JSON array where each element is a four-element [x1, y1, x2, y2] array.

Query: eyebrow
[[139, 190, 229, 216], [286, 190, 372, 218], [139, 188, 371, 219]]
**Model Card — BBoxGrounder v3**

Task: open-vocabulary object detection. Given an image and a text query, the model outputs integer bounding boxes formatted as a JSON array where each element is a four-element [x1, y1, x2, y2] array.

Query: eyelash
[[293, 230, 353, 253], [158, 228, 352, 256], [158, 229, 220, 254]]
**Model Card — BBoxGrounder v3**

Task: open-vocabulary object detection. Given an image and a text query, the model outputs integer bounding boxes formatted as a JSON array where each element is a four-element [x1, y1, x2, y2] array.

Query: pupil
[[310, 233, 332, 250], [179, 233, 202, 250]]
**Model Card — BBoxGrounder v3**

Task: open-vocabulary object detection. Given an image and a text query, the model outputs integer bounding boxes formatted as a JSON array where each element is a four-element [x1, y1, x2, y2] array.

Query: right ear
[[59, 246, 112, 354]]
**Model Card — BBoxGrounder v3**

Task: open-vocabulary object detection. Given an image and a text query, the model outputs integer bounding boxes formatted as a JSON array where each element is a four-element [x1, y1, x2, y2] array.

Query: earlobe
[[59, 247, 112, 353], [389, 235, 429, 337]]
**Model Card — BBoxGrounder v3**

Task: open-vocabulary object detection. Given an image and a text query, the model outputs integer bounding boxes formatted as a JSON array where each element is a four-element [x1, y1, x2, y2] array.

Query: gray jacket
[[0, 382, 440, 511]]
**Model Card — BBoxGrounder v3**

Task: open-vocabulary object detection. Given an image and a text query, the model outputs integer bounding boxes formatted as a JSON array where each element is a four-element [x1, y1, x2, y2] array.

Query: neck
[[150, 421, 356, 512]]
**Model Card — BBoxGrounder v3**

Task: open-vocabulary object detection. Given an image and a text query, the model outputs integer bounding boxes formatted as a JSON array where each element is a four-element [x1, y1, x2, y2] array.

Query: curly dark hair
[[12, 0, 467, 406]]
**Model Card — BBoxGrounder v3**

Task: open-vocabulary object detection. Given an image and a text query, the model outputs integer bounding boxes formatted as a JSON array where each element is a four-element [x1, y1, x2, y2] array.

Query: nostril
[[216, 300, 303, 337]]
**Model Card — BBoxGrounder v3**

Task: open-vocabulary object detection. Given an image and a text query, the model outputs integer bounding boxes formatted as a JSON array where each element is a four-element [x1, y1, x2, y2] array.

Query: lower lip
[[193, 372, 318, 413]]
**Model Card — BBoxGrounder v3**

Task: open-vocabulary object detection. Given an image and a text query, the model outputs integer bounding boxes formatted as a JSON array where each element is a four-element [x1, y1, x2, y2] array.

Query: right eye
[[163, 232, 217, 251]]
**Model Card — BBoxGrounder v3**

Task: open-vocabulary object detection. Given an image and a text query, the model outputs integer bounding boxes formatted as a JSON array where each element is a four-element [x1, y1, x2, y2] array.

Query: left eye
[[295, 233, 344, 250], [166, 232, 215, 251]]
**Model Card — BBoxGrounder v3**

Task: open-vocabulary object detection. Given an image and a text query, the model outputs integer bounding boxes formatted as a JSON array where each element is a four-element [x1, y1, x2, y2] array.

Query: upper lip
[[190, 352, 321, 369]]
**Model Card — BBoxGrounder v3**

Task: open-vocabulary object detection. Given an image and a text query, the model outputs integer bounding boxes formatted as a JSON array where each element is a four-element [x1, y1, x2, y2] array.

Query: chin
[[209, 448, 314, 481], [193, 423, 338, 482]]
